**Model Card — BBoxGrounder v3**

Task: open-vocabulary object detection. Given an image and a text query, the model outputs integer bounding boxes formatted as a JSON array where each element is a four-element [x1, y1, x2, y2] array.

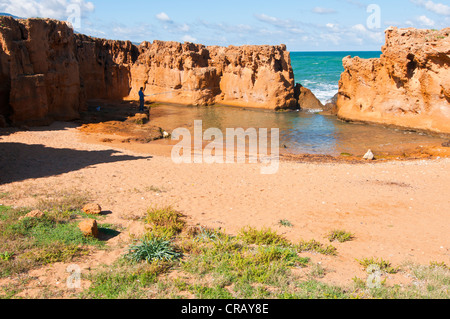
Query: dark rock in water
[[322, 93, 338, 114], [442, 141, 450, 147], [294, 83, 324, 111]]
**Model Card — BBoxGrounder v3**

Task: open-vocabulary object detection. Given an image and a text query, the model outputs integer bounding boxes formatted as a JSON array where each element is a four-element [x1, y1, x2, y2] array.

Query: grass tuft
[[356, 257, 400, 274], [278, 219, 293, 228], [327, 230, 355, 243], [145, 206, 186, 239], [237, 226, 289, 246], [297, 239, 337, 256], [125, 237, 181, 264]]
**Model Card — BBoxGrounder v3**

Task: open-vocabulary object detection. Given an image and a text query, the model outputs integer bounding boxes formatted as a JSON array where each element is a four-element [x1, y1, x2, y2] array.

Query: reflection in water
[[149, 104, 447, 156]]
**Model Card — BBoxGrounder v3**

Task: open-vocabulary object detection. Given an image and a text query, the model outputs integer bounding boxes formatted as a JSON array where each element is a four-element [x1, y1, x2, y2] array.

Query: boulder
[[78, 219, 99, 238], [295, 83, 324, 111], [82, 203, 102, 215], [363, 149, 375, 161], [19, 210, 45, 220]]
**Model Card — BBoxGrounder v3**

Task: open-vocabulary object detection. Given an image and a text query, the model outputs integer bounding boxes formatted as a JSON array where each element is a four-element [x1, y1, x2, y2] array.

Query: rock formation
[[129, 41, 298, 109], [337, 27, 450, 134], [294, 83, 325, 111], [0, 17, 83, 126], [0, 17, 300, 126]]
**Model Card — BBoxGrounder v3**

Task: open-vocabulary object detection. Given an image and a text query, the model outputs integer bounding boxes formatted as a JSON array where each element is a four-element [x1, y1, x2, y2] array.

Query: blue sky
[[1, 0, 449, 51]]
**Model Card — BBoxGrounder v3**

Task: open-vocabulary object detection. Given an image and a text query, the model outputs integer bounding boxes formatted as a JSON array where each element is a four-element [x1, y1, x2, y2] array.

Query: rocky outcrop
[[337, 27, 450, 134], [75, 34, 138, 101], [0, 17, 83, 126], [129, 41, 298, 109], [0, 17, 300, 126], [294, 83, 325, 111]]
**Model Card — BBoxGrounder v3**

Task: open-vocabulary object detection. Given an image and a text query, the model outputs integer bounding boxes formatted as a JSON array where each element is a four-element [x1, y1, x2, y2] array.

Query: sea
[[290, 51, 382, 104]]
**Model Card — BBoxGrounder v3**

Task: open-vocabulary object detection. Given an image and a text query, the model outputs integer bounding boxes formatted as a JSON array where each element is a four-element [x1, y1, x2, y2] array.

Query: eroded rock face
[[337, 27, 450, 134], [75, 34, 138, 101], [208, 44, 298, 109], [0, 17, 299, 126], [130, 42, 298, 109], [0, 17, 82, 125]]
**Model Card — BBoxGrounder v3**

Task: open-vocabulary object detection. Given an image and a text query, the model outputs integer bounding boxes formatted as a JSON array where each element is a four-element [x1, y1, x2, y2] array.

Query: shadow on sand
[[0, 142, 151, 185]]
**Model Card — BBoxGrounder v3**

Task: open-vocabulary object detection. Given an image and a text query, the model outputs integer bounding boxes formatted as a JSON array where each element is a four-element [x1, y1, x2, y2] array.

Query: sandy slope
[[0, 122, 449, 294]]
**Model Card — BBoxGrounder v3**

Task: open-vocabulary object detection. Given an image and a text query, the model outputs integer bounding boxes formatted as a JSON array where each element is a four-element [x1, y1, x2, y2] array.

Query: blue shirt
[[139, 90, 144, 101]]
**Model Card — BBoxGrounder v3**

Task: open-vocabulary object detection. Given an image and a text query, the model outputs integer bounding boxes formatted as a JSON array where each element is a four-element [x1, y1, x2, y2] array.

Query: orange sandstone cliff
[[0, 18, 83, 126], [337, 27, 450, 134], [0, 17, 299, 126], [130, 41, 298, 109]]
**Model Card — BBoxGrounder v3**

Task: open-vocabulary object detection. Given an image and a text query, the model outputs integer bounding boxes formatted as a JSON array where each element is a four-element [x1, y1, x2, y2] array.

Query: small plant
[[125, 237, 181, 264], [145, 185, 168, 193], [238, 226, 289, 246], [145, 206, 186, 238], [0, 251, 14, 261], [297, 239, 337, 256], [278, 219, 293, 228], [194, 227, 225, 242], [356, 257, 400, 274], [255, 246, 309, 267], [328, 230, 355, 243], [309, 263, 326, 279], [429, 261, 449, 270]]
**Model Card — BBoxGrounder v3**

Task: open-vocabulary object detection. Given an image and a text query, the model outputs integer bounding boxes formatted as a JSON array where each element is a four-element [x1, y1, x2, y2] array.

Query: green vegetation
[[2, 203, 449, 299], [81, 261, 172, 299], [237, 226, 289, 246], [356, 257, 400, 274], [125, 237, 181, 263], [297, 239, 338, 256], [0, 205, 115, 279], [145, 206, 186, 239], [278, 219, 293, 227], [328, 230, 355, 243], [35, 190, 90, 214]]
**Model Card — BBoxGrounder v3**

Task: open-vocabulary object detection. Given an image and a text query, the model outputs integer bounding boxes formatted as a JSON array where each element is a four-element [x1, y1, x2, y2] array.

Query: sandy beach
[[1, 121, 449, 296]]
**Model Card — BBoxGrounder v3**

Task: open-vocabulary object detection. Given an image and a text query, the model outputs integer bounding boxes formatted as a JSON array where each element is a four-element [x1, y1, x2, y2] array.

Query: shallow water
[[148, 104, 447, 156]]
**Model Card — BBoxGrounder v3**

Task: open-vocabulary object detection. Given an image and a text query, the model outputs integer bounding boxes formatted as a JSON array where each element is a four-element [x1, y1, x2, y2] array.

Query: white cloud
[[313, 7, 337, 14], [0, 0, 94, 19], [179, 23, 190, 32], [326, 23, 340, 32], [156, 12, 171, 22], [352, 24, 367, 32], [182, 35, 197, 43], [254, 13, 306, 34], [320, 33, 341, 45], [417, 15, 435, 26], [411, 0, 450, 16]]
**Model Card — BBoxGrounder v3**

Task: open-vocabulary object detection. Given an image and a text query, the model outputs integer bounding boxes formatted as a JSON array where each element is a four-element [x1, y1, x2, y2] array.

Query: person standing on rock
[[139, 87, 146, 112]]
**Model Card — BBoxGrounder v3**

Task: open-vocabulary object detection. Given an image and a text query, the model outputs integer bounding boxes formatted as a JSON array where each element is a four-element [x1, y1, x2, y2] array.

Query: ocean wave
[[298, 80, 338, 104]]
